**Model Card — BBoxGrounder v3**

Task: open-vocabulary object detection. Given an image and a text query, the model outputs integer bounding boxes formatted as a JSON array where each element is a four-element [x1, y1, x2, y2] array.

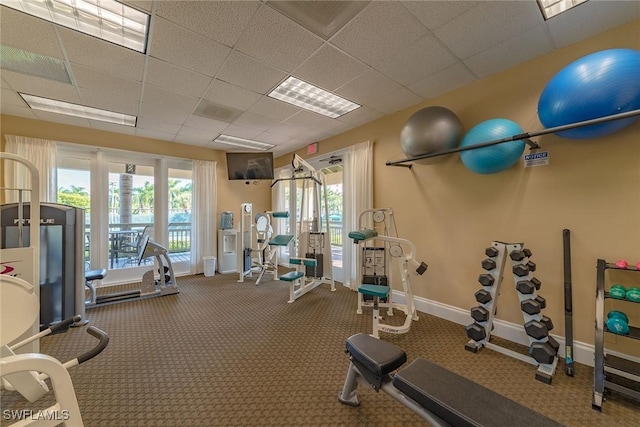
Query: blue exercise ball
[[538, 48, 640, 139], [459, 119, 525, 174]]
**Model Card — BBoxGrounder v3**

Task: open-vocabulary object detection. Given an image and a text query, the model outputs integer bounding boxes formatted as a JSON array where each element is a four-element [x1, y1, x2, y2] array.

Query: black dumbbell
[[521, 299, 541, 315], [466, 323, 486, 342], [529, 341, 555, 364], [525, 320, 549, 340], [546, 336, 560, 354], [509, 250, 526, 261], [526, 260, 536, 272], [513, 264, 529, 277], [535, 295, 546, 309], [482, 259, 497, 271], [475, 289, 492, 304], [485, 247, 499, 258], [471, 306, 490, 322], [523, 248, 532, 258], [478, 274, 495, 287], [516, 280, 535, 295], [531, 277, 542, 290], [540, 315, 554, 332]]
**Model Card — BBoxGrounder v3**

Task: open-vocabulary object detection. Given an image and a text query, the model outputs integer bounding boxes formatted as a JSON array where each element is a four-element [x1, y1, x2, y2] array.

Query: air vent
[[194, 101, 242, 123], [0, 45, 71, 84], [266, 1, 369, 40]]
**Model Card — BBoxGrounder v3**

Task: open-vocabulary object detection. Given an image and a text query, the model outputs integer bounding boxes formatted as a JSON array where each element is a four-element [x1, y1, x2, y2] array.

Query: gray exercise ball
[[400, 106, 463, 161]]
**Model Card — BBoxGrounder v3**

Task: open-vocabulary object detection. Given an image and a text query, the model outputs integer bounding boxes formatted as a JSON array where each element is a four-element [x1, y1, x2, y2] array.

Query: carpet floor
[[2, 273, 639, 426]]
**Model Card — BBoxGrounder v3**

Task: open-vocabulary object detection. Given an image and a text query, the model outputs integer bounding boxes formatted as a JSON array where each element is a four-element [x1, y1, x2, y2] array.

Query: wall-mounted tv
[[226, 152, 274, 180]]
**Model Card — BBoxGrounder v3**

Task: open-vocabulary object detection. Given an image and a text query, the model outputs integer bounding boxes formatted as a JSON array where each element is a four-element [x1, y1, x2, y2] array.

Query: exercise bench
[[338, 333, 563, 427]]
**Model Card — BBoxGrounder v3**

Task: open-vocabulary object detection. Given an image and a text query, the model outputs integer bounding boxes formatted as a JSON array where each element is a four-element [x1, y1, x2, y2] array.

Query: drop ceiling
[[1, 1, 638, 156]]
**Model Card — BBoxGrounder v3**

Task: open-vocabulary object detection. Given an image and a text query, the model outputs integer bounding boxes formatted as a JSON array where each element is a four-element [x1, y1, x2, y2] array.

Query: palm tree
[[132, 181, 154, 216]]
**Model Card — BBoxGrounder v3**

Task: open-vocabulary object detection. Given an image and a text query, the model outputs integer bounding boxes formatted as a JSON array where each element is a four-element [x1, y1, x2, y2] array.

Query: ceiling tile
[[149, 17, 231, 77], [433, 1, 543, 59], [136, 116, 183, 135], [33, 110, 91, 127], [293, 44, 369, 91], [142, 84, 200, 114], [139, 102, 191, 125], [464, 25, 553, 78], [232, 111, 280, 132], [334, 69, 404, 105], [235, 5, 324, 72], [247, 97, 301, 122], [337, 106, 384, 127], [221, 124, 263, 140], [182, 115, 229, 133], [331, 2, 427, 67], [2, 70, 80, 104], [79, 88, 139, 115], [255, 131, 291, 145], [374, 34, 459, 86], [145, 57, 212, 99], [262, 122, 308, 139], [216, 51, 287, 94], [58, 28, 145, 81], [2, 88, 27, 106], [283, 110, 344, 131], [402, 1, 478, 30], [546, 0, 640, 48], [408, 62, 477, 100], [135, 128, 176, 142], [156, 1, 260, 47], [173, 136, 210, 147], [202, 80, 261, 111], [177, 125, 220, 140], [364, 87, 424, 115], [72, 64, 142, 99], [1, 104, 37, 119], [0, 6, 64, 59]]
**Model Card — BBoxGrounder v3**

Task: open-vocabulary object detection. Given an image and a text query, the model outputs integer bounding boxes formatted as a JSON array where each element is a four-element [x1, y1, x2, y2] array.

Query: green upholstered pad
[[280, 271, 305, 282], [358, 284, 389, 298], [269, 235, 295, 246], [272, 211, 290, 218], [303, 259, 317, 267], [348, 229, 378, 242], [290, 257, 303, 265]]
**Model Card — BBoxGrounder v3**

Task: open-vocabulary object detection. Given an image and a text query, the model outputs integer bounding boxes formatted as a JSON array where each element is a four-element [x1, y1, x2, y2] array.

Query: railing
[[329, 222, 342, 246], [168, 222, 190, 253]]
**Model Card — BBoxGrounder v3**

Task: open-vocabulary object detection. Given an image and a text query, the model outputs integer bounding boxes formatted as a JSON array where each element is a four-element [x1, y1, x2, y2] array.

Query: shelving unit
[[593, 258, 640, 410]]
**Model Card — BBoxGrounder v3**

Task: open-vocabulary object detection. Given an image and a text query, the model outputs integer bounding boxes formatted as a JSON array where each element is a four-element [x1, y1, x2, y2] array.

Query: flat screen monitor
[[226, 152, 274, 180]]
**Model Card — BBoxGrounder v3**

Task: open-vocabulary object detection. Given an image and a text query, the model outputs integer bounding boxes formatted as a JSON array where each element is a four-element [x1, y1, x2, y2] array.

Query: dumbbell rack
[[465, 241, 559, 384]]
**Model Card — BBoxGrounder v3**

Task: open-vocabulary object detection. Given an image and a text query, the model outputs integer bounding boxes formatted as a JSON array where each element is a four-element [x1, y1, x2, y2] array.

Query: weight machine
[[271, 154, 335, 302], [348, 222, 428, 338], [85, 235, 179, 307]]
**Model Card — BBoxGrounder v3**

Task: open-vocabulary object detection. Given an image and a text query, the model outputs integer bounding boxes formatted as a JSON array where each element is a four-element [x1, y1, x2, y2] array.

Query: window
[[57, 156, 90, 267]]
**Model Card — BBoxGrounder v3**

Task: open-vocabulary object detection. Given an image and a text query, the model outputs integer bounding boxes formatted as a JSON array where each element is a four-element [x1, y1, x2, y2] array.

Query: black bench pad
[[393, 358, 563, 427], [346, 333, 407, 378]]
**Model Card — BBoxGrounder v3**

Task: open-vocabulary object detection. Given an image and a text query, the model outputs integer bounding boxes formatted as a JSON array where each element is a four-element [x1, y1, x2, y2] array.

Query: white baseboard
[[392, 290, 605, 367]]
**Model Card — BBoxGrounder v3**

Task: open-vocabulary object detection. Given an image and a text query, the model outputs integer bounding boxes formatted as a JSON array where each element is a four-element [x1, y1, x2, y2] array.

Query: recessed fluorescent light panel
[[537, 0, 589, 20], [0, 45, 72, 83], [19, 93, 137, 126], [0, 0, 150, 53], [212, 135, 275, 151], [268, 76, 360, 118]]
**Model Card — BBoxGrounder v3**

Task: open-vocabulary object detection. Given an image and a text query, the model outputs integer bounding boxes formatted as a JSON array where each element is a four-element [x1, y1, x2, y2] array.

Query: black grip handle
[[77, 326, 110, 364], [48, 315, 82, 334]]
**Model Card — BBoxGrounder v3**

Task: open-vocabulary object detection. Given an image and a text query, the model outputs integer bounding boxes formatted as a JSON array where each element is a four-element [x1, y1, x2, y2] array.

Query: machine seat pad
[[269, 235, 295, 246], [280, 271, 305, 282], [86, 269, 107, 281], [348, 229, 378, 242], [358, 284, 389, 299], [393, 358, 563, 427], [346, 333, 407, 378]]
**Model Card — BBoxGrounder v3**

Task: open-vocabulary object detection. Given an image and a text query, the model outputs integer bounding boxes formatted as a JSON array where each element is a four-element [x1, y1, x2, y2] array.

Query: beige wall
[[278, 20, 640, 353], [0, 114, 271, 218]]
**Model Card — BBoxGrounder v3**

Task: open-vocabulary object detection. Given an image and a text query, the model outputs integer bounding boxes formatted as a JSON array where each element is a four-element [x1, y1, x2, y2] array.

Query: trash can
[[203, 256, 217, 277]]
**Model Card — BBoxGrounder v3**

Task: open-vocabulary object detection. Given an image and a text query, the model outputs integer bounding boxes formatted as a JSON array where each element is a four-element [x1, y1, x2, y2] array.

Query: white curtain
[[343, 140, 373, 290], [190, 160, 217, 275], [3, 135, 57, 202], [271, 166, 291, 265]]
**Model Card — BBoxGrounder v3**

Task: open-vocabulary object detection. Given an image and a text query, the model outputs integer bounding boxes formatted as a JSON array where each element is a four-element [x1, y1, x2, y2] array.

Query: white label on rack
[[524, 151, 549, 168]]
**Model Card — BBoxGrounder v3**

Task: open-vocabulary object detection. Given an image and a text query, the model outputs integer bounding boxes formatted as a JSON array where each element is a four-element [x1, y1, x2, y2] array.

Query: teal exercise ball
[[538, 48, 640, 139], [459, 119, 525, 174], [400, 106, 463, 160]]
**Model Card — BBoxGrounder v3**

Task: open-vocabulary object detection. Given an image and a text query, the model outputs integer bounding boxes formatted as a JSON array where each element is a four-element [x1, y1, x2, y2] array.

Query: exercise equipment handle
[[78, 326, 110, 364], [49, 315, 82, 334]]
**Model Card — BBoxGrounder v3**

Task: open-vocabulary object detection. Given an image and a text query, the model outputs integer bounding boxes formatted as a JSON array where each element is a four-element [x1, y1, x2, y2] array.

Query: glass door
[[168, 166, 192, 275]]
